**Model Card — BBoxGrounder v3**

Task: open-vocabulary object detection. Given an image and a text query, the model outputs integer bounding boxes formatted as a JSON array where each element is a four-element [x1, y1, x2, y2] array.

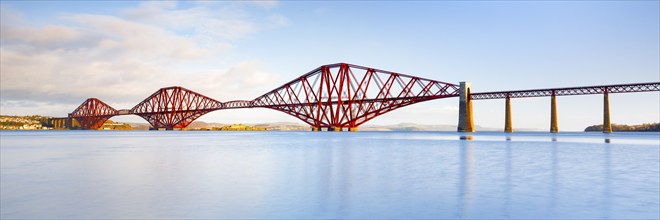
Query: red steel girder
[[251, 63, 459, 128], [70, 98, 118, 129], [66, 63, 659, 130], [130, 86, 223, 129], [471, 82, 660, 100], [224, 100, 253, 109]]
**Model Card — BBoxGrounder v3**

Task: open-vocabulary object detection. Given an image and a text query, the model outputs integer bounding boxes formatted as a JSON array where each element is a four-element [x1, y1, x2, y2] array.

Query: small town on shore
[[0, 115, 302, 131], [1, 115, 658, 132]]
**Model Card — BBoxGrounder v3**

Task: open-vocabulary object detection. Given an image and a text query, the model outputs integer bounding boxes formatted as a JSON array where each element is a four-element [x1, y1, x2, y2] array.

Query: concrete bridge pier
[[457, 82, 475, 132], [550, 91, 558, 133], [311, 126, 357, 132], [504, 96, 512, 133], [66, 114, 73, 129], [148, 127, 173, 130], [603, 91, 612, 133]]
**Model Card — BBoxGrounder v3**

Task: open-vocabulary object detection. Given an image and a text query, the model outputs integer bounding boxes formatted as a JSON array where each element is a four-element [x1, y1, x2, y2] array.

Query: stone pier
[[550, 92, 558, 133], [603, 92, 612, 133], [505, 96, 512, 133], [457, 82, 475, 132]]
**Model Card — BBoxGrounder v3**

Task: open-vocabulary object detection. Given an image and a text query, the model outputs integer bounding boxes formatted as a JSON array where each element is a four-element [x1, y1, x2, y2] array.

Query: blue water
[[1, 131, 659, 219]]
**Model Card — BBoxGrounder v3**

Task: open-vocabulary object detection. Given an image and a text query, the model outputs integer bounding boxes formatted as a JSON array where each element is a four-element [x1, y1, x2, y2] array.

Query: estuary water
[[1, 131, 658, 219]]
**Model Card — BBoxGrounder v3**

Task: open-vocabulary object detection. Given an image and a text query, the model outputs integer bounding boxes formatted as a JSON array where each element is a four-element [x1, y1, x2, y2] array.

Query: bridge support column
[[603, 91, 612, 133], [311, 127, 320, 132], [550, 92, 558, 133], [328, 127, 341, 132], [505, 96, 512, 133], [457, 82, 474, 132], [66, 114, 73, 129], [348, 127, 358, 132]]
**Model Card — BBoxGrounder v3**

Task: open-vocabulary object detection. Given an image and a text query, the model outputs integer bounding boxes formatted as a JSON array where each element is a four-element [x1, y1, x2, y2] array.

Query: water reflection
[[601, 144, 611, 219], [457, 140, 473, 218], [604, 133, 611, 144], [316, 140, 332, 215], [312, 136, 354, 218], [336, 141, 352, 216], [503, 141, 512, 218], [1, 131, 658, 219], [550, 139, 559, 216]]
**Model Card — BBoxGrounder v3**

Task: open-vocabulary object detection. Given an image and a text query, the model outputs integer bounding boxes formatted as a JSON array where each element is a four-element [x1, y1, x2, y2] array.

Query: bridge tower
[[550, 90, 558, 133], [603, 89, 612, 133], [504, 96, 512, 133], [457, 82, 474, 132]]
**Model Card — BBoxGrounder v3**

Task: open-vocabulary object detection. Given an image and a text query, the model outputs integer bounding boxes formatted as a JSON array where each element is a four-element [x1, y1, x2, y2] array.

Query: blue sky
[[1, 1, 658, 131]]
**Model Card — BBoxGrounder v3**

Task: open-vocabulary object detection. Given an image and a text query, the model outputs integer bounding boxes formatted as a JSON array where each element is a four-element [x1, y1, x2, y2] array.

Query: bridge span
[[461, 82, 660, 133], [49, 63, 660, 133]]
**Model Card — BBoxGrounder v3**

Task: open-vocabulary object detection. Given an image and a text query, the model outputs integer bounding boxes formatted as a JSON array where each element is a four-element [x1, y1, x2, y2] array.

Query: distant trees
[[211, 124, 267, 131], [0, 115, 50, 130], [101, 120, 133, 130], [585, 123, 660, 132]]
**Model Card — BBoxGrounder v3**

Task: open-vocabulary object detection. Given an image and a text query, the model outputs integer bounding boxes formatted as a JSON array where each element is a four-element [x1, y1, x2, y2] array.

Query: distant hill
[[358, 123, 532, 131], [124, 121, 308, 131], [361, 123, 459, 131], [251, 122, 309, 131], [123, 121, 505, 131], [585, 123, 660, 132], [186, 121, 227, 129], [100, 120, 132, 130], [125, 122, 150, 130], [0, 115, 539, 132]]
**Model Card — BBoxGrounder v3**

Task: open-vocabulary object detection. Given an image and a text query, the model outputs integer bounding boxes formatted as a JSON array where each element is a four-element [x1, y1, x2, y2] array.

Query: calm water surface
[[1, 131, 659, 219]]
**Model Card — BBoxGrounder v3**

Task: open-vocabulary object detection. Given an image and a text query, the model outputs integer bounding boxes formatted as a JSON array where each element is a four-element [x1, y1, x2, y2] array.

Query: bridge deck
[[470, 82, 660, 100]]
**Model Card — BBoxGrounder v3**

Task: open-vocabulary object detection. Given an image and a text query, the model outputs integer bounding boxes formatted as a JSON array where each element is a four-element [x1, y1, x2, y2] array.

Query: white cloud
[[0, 1, 287, 116], [122, 1, 286, 41], [1, 25, 81, 45], [64, 14, 210, 60]]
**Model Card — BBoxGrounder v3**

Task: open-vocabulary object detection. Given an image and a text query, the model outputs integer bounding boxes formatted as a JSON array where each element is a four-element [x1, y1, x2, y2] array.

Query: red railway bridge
[[51, 63, 660, 133]]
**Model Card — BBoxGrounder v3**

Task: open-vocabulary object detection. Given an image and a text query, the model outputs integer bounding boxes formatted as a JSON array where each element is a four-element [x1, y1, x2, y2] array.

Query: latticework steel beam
[[471, 82, 660, 100], [251, 63, 459, 128], [70, 98, 118, 129], [64, 63, 659, 130], [224, 100, 253, 109], [130, 86, 223, 129]]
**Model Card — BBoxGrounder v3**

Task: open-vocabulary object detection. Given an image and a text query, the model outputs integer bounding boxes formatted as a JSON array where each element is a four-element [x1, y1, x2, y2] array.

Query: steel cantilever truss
[[66, 63, 658, 130], [68, 64, 458, 130], [250, 63, 459, 129], [70, 98, 118, 129], [471, 82, 660, 100], [130, 86, 223, 129]]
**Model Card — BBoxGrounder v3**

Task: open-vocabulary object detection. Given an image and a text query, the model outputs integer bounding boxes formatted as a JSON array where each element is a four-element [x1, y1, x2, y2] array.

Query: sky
[[1, 0, 658, 131]]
